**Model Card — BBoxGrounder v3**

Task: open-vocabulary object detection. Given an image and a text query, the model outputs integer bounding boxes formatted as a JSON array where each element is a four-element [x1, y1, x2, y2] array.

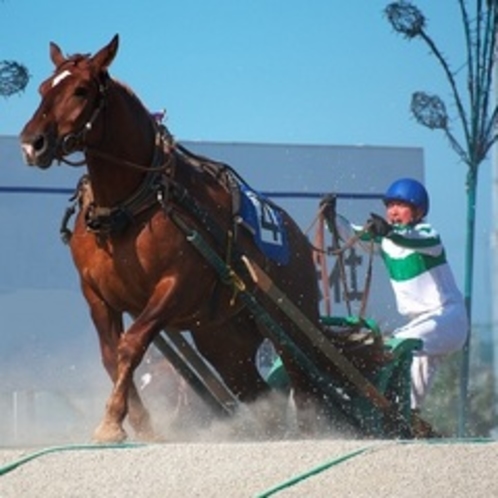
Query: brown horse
[[20, 35, 383, 442]]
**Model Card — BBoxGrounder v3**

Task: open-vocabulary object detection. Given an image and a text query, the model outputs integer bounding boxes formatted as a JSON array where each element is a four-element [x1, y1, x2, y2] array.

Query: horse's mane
[[112, 78, 143, 105], [66, 52, 91, 61]]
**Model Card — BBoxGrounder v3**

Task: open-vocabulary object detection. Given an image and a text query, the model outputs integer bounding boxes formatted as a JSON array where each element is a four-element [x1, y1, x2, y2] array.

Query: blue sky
[[0, 1, 493, 324]]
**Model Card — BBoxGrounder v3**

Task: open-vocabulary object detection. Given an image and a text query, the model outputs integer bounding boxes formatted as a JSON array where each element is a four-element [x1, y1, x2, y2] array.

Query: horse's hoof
[[138, 430, 166, 443], [92, 421, 127, 443], [129, 415, 156, 442], [135, 427, 160, 443]]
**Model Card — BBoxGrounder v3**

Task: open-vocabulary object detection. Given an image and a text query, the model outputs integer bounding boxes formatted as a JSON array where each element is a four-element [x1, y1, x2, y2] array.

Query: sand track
[[1, 439, 497, 497]]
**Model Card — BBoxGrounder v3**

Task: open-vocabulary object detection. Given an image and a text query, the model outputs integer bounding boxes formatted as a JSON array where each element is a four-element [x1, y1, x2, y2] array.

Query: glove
[[367, 212, 392, 237], [320, 194, 337, 222]]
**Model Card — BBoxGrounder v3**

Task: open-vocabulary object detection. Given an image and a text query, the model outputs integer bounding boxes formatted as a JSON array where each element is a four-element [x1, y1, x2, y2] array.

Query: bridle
[[56, 74, 109, 167], [58, 73, 174, 176]]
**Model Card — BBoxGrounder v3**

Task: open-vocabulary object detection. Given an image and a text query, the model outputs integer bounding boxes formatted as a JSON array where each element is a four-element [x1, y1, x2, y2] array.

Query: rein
[[312, 207, 375, 320], [84, 130, 173, 173]]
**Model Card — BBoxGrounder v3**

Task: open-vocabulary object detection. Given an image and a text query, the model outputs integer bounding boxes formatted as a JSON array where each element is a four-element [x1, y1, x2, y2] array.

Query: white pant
[[393, 302, 468, 409], [408, 354, 442, 409]]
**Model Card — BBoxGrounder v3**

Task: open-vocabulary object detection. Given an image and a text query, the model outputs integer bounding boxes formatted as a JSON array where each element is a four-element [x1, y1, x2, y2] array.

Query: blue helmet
[[383, 178, 429, 217]]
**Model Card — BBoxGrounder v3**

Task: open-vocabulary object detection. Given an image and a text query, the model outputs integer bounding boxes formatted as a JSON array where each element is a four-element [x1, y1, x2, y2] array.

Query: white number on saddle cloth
[[246, 190, 282, 245], [239, 185, 290, 265]]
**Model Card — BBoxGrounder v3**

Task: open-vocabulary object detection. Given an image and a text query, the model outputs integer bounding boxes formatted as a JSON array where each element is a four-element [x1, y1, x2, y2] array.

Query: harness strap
[[84, 169, 161, 234], [166, 207, 248, 305], [153, 163, 254, 310], [313, 214, 331, 316], [159, 170, 243, 269]]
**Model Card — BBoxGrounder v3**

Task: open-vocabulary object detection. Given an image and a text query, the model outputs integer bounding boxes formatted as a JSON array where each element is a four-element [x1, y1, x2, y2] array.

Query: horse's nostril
[[33, 134, 46, 152]]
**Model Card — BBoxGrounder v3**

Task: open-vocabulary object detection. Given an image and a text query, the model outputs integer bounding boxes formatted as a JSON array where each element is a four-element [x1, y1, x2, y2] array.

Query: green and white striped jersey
[[336, 215, 464, 317]]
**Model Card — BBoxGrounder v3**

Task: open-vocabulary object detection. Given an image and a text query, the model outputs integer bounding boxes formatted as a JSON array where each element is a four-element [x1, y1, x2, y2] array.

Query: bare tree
[[0, 60, 29, 96], [384, 1, 498, 436]]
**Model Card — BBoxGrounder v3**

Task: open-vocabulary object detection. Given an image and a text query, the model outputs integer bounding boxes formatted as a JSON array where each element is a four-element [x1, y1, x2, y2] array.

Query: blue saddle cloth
[[238, 184, 290, 265]]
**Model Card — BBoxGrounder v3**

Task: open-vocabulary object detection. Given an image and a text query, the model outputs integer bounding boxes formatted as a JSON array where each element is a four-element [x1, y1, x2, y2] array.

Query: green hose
[[254, 445, 376, 498], [0, 442, 145, 477], [254, 438, 496, 497]]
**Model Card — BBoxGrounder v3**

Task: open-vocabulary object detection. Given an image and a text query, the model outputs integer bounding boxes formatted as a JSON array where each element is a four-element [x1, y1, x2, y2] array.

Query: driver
[[320, 178, 468, 418]]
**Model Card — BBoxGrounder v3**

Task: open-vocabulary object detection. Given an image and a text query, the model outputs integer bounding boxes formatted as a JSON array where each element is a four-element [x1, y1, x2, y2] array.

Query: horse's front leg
[[84, 287, 153, 443], [95, 319, 163, 443], [93, 282, 177, 443]]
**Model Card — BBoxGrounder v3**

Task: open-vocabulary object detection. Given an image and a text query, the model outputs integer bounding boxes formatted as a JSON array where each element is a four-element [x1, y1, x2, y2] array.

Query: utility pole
[[492, 41, 498, 433]]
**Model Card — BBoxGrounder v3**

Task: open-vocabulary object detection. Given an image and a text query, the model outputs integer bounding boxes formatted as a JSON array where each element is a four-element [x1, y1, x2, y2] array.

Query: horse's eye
[[74, 86, 88, 98]]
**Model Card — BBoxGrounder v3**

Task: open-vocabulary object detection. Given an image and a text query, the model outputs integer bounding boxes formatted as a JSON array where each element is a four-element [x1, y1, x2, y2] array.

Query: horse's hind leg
[[194, 314, 293, 437], [127, 382, 157, 441], [193, 313, 270, 403]]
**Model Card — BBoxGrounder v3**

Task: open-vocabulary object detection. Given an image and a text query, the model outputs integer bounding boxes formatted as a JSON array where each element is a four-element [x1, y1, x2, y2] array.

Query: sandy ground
[[1, 438, 497, 497], [2, 373, 495, 497]]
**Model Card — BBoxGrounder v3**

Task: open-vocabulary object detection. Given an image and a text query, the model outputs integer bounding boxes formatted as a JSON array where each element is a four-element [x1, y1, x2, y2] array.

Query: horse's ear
[[92, 34, 119, 72], [49, 41, 66, 68]]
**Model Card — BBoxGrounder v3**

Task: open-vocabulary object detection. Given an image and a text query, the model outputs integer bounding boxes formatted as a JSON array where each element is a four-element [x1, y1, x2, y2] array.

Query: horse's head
[[20, 35, 119, 169]]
